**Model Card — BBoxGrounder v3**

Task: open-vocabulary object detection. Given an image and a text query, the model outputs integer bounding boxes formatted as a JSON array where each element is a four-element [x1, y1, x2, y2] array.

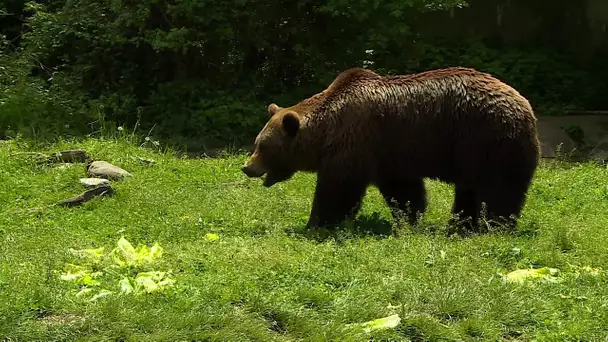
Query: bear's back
[[305, 67, 535, 135], [299, 67, 539, 183]]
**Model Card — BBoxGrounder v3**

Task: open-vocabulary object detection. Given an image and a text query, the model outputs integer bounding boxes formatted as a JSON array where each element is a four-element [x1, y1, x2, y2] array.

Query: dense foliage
[[1, 0, 606, 148]]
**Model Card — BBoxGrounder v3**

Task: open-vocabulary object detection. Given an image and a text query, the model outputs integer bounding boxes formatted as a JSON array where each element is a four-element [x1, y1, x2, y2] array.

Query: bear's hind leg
[[306, 174, 368, 229], [478, 182, 530, 231], [448, 186, 481, 234], [378, 178, 427, 226]]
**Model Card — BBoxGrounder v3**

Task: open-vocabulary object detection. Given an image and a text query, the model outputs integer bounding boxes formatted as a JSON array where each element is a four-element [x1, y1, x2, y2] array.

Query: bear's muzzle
[[241, 165, 265, 178]]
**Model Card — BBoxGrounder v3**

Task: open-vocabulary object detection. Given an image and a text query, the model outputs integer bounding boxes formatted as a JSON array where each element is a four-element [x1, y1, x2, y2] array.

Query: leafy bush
[[143, 81, 268, 147], [2, 0, 471, 146], [1, 0, 606, 147], [0, 50, 95, 140], [388, 39, 607, 115]]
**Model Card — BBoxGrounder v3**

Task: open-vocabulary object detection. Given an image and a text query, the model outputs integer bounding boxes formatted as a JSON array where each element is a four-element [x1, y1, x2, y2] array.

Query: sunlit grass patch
[[2, 137, 608, 340]]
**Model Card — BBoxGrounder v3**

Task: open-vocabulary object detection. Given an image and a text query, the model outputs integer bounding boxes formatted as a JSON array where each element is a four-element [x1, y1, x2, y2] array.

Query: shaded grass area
[[1, 137, 608, 341]]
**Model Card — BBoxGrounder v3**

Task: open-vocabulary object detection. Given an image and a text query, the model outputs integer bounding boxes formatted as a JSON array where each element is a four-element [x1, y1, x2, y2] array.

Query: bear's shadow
[[286, 213, 402, 243], [286, 213, 529, 242]]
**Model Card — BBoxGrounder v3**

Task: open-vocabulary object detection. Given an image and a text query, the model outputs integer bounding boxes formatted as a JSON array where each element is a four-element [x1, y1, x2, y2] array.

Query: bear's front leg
[[377, 177, 427, 226], [306, 173, 368, 229]]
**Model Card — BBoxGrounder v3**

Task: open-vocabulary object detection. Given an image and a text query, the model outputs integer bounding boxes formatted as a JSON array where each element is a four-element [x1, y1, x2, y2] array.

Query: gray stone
[[86, 161, 132, 180], [51, 150, 89, 163], [57, 185, 115, 208], [79, 178, 111, 188]]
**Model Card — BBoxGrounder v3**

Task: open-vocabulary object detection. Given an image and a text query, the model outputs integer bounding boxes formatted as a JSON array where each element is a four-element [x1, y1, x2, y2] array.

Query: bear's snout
[[242, 164, 265, 178]]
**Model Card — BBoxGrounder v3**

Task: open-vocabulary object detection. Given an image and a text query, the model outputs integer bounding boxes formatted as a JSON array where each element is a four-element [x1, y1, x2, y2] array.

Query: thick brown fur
[[242, 67, 541, 233]]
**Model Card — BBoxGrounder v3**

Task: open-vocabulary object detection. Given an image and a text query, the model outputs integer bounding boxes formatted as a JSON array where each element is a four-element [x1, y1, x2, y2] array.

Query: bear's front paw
[[305, 216, 319, 229]]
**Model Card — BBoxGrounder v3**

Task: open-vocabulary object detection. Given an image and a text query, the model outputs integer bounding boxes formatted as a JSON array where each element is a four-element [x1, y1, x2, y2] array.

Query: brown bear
[[242, 67, 540, 233]]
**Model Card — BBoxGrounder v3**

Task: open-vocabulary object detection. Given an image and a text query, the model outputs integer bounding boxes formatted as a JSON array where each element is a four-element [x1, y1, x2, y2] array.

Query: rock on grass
[[57, 186, 115, 208], [79, 178, 111, 188], [86, 161, 132, 180]]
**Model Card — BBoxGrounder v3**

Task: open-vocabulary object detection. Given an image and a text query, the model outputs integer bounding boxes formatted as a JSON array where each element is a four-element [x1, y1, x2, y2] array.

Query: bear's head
[[241, 103, 303, 187]]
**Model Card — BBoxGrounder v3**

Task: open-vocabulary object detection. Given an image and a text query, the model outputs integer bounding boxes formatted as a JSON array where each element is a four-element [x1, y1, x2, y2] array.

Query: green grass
[[2, 137, 608, 341]]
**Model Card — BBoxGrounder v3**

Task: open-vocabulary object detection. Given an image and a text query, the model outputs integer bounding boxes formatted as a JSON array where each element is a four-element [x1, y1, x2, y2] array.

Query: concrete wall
[[537, 115, 608, 159], [416, 1, 608, 160]]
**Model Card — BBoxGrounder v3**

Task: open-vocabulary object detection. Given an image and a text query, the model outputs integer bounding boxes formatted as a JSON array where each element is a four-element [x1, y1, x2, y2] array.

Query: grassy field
[[2, 137, 608, 341]]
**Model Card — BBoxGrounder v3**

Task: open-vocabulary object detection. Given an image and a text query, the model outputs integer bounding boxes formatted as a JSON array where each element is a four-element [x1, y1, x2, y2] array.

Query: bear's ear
[[282, 112, 300, 136], [268, 103, 281, 118]]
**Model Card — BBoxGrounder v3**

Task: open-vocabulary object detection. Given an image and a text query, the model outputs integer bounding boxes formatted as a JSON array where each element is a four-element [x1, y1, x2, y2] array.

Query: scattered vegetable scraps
[[502, 267, 561, 284], [59, 237, 175, 301], [501, 264, 602, 285], [356, 314, 401, 333], [205, 233, 219, 242], [109, 236, 163, 266]]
